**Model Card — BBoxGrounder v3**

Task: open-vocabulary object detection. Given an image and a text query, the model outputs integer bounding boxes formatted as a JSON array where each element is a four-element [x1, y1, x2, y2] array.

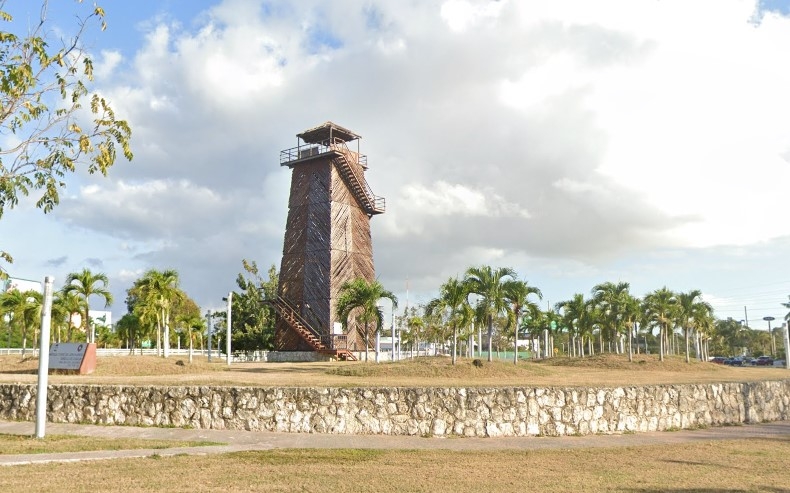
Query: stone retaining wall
[[1, 380, 788, 437]]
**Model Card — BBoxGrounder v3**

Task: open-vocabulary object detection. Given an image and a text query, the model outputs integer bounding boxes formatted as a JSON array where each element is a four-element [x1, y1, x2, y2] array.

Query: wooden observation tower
[[272, 122, 384, 359]]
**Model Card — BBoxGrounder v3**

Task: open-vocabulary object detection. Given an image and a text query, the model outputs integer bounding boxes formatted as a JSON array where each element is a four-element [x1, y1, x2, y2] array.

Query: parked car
[[741, 357, 754, 366], [773, 359, 786, 367], [755, 356, 774, 366], [710, 357, 726, 364], [724, 358, 743, 366]]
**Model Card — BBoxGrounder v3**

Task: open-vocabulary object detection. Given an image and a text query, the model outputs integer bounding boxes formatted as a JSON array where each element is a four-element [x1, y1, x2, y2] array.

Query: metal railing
[[330, 139, 385, 214], [280, 138, 368, 167]]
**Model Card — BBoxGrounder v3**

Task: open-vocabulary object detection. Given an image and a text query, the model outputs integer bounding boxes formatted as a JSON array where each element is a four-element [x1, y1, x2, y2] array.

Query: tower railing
[[280, 139, 368, 167], [330, 139, 385, 215]]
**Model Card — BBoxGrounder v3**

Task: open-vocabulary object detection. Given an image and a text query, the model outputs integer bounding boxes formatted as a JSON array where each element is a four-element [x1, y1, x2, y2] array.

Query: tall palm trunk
[[659, 324, 665, 361]]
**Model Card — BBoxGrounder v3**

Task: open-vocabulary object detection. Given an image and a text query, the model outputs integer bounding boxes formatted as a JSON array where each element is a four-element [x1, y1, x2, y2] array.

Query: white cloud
[[400, 181, 530, 219], [94, 50, 123, 79], [440, 0, 504, 32], [5, 0, 790, 320]]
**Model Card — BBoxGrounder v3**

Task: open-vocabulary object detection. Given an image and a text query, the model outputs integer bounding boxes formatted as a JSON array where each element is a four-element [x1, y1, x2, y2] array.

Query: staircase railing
[[330, 139, 385, 215], [267, 296, 327, 351]]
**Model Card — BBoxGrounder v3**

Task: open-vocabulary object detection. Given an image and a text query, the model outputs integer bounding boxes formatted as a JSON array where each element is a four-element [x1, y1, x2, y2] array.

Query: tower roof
[[298, 122, 360, 144]]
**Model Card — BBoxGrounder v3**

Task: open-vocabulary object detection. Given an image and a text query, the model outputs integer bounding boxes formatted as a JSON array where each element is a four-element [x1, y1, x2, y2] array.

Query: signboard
[[49, 343, 89, 370], [48, 342, 96, 374]]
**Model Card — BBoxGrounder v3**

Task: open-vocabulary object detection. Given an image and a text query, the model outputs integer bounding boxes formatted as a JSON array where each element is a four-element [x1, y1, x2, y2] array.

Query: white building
[[2, 277, 43, 294]]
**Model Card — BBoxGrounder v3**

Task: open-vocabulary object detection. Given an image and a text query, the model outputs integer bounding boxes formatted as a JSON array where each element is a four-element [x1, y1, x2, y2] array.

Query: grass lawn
[[1, 439, 788, 492], [0, 354, 787, 491], [0, 434, 221, 455], [1, 353, 788, 388]]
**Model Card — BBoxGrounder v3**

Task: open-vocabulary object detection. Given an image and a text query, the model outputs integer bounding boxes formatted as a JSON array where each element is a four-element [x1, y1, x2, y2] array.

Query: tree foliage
[[221, 259, 278, 352], [127, 269, 183, 357], [463, 265, 516, 362], [0, 0, 133, 264], [336, 278, 397, 362], [63, 267, 112, 343]]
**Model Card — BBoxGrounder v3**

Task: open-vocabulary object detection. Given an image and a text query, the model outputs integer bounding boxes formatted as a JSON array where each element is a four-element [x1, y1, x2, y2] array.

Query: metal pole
[[226, 293, 232, 366], [391, 300, 396, 362], [784, 323, 790, 370], [206, 310, 212, 362], [35, 276, 54, 439]]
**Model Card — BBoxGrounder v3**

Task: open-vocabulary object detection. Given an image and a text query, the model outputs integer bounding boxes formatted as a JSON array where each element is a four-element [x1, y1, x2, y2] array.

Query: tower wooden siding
[[275, 123, 380, 352]]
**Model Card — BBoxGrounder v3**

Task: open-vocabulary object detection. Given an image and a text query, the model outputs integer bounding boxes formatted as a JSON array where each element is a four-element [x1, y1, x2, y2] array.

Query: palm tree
[[404, 313, 425, 358], [175, 312, 205, 364], [129, 269, 183, 358], [621, 294, 641, 362], [115, 313, 142, 354], [556, 293, 589, 358], [63, 269, 113, 344], [675, 290, 713, 363], [503, 279, 542, 364], [52, 289, 87, 343], [426, 278, 472, 365], [0, 289, 38, 355], [591, 281, 631, 354], [643, 287, 677, 361], [464, 266, 516, 362], [336, 278, 398, 362]]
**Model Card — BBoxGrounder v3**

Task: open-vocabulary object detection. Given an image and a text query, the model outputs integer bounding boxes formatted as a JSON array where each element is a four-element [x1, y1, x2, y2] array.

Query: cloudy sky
[[1, 0, 789, 329]]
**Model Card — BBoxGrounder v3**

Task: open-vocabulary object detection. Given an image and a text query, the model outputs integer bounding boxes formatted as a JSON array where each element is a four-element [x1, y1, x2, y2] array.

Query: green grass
[[0, 434, 223, 455], [2, 439, 788, 492]]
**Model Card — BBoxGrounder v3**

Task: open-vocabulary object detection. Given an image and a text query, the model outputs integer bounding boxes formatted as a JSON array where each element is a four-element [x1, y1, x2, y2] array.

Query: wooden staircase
[[267, 296, 357, 361], [330, 139, 385, 216]]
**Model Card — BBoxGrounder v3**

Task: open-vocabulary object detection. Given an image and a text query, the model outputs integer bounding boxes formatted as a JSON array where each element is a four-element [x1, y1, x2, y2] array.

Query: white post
[[543, 329, 549, 358], [391, 302, 396, 363], [207, 310, 212, 362], [163, 319, 170, 359], [226, 292, 233, 366], [514, 313, 519, 365], [784, 323, 790, 370], [35, 276, 54, 439], [476, 322, 481, 358]]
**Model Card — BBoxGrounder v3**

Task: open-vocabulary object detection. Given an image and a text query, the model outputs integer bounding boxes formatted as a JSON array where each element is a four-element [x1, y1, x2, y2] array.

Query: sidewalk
[[1, 419, 788, 466]]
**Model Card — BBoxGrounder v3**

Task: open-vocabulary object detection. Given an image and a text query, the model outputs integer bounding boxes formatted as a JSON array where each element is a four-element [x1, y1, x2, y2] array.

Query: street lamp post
[[223, 293, 232, 366], [763, 316, 776, 357]]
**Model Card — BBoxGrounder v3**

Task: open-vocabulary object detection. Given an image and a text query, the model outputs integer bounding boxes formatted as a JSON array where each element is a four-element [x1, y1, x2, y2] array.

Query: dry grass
[[0, 434, 221, 455], [2, 438, 788, 492], [0, 353, 787, 388]]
